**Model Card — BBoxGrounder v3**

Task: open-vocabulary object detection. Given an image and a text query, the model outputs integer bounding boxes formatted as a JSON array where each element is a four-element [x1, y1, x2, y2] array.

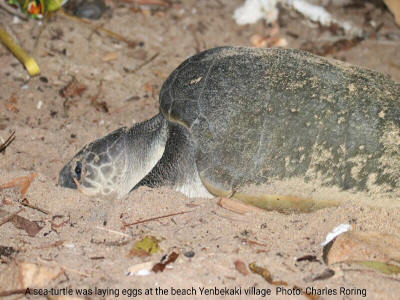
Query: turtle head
[[59, 127, 129, 196]]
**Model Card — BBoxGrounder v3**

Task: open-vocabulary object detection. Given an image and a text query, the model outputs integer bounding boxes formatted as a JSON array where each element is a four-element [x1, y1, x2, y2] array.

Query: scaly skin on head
[[59, 114, 170, 197], [58, 126, 128, 196]]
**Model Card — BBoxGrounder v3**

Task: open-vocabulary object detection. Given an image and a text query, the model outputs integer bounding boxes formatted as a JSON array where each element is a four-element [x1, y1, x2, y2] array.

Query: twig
[[20, 198, 49, 215], [0, 130, 16, 153], [95, 225, 130, 237], [0, 289, 26, 297], [0, 208, 24, 227], [0, 2, 28, 19], [0, 172, 38, 197], [59, 9, 136, 47], [117, 0, 170, 7], [122, 210, 193, 229], [128, 52, 159, 74], [33, 240, 64, 249], [90, 81, 109, 113], [190, 28, 201, 54], [37, 257, 91, 277]]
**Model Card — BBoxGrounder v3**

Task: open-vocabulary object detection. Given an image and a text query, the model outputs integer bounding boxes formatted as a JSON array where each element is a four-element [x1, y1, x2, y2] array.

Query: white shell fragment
[[233, 0, 279, 25], [234, 0, 361, 36], [321, 223, 352, 246], [125, 262, 154, 276]]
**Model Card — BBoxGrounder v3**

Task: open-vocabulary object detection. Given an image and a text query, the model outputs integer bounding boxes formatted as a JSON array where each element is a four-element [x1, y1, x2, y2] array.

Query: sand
[[1, 0, 400, 299]]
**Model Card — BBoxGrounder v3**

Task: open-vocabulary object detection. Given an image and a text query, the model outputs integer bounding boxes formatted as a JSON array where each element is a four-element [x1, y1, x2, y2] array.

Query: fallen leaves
[[250, 23, 287, 48], [5, 95, 18, 113], [355, 261, 400, 275], [234, 260, 249, 276], [152, 251, 179, 273], [323, 231, 400, 275], [7, 211, 42, 236], [0, 261, 63, 291], [217, 197, 264, 214], [19, 262, 64, 287], [0, 208, 42, 237], [384, 0, 400, 26], [248, 263, 318, 300], [249, 263, 287, 285], [51, 215, 71, 233], [144, 82, 153, 94], [126, 251, 179, 276], [0, 173, 42, 236], [90, 81, 109, 113], [324, 231, 400, 265], [59, 77, 87, 98], [129, 0, 170, 7], [301, 37, 364, 56], [0, 208, 23, 227], [102, 51, 119, 62], [126, 261, 154, 276], [0, 172, 38, 197], [127, 236, 161, 257]]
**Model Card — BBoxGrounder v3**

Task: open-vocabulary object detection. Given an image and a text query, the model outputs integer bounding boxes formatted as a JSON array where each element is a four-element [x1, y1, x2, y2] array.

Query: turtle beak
[[58, 162, 77, 189]]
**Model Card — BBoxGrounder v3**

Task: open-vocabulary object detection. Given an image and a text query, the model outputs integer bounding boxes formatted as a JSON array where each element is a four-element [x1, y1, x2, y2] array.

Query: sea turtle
[[59, 46, 400, 212]]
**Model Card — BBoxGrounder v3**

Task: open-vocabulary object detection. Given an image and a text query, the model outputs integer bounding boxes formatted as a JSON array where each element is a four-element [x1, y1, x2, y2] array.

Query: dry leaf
[[102, 52, 119, 62], [152, 251, 179, 273], [0, 246, 18, 259], [217, 197, 263, 214], [355, 261, 400, 275], [144, 83, 153, 94], [5, 103, 19, 113], [0, 261, 63, 290], [234, 260, 249, 276], [59, 78, 87, 98], [384, 0, 400, 26], [248, 262, 274, 283], [127, 236, 160, 257], [11, 214, 42, 237], [0, 172, 38, 197], [130, 0, 170, 7], [325, 231, 400, 265], [20, 262, 63, 288]]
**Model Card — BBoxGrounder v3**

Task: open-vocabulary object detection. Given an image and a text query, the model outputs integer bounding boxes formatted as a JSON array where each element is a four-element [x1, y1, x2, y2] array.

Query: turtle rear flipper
[[199, 172, 339, 213]]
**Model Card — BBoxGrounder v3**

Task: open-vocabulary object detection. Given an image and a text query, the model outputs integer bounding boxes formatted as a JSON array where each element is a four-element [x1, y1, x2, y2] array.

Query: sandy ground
[[1, 0, 400, 299]]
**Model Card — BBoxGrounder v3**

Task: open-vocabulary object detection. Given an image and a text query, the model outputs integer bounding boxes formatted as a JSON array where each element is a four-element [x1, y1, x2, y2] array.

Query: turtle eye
[[74, 161, 82, 181]]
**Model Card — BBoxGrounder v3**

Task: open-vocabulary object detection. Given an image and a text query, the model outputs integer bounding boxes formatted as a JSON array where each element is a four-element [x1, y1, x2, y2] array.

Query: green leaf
[[356, 261, 400, 275]]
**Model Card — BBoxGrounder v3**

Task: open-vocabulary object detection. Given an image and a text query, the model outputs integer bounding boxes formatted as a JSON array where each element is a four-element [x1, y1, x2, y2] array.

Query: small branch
[[59, 9, 136, 47], [0, 2, 28, 20], [121, 210, 193, 230], [20, 198, 49, 215], [95, 225, 130, 237], [0, 289, 26, 297], [33, 240, 65, 249], [126, 52, 159, 74], [116, 0, 170, 7], [37, 258, 90, 277], [0, 130, 16, 153]]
